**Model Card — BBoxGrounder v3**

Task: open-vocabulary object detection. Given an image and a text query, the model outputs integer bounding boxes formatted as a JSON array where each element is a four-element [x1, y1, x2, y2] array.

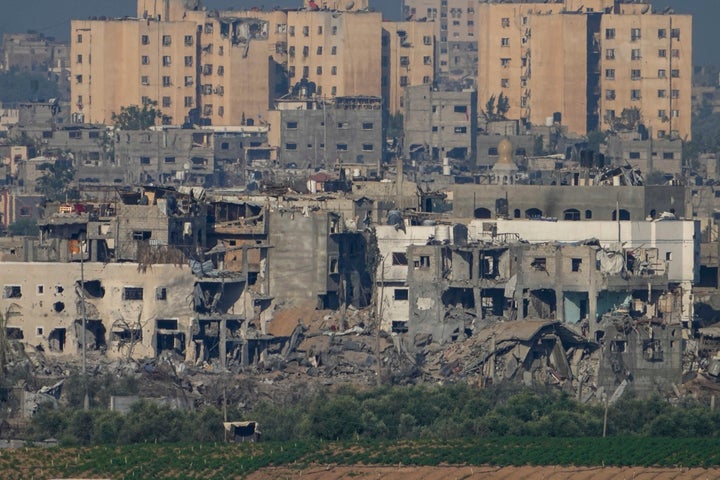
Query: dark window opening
[[157, 319, 179, 330], [6, 328, 23, 340], [49, 328, 66, 352], [156, 287, 167, 300], [392, 252, 408, 265], [3, 286, 21, 298], [123, 287, 144, 300], [133, 231, 152, 241], [392, 321, 408, 333], [571, 258, 582, 272], [394, 288, 409, 301], [53, 302, 65, 313], [531, 258, 547, 271]]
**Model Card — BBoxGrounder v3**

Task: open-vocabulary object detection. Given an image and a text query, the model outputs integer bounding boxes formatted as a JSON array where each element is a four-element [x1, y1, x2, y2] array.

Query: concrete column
[[555, 289, 564, 323], [219, 319, 227, 369]]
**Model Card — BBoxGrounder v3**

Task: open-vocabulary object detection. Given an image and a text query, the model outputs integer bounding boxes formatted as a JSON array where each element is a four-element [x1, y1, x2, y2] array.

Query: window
[[500, 58, 510, 67], [663, 152, 675, 160], [185, 76, 193, 86], [631, 69, 641, 80], [501, 37, 509, 47], [204, 23, 213, 34], [400, 76, 408, 86], [3, 286, 21, 298], [362, 144, 374, 151], [658, 90, 667, 98], [162, 56, 171, 66], [631, 48, 641, 60], [423, 35, 431, 45], [606, 89, 616, 100], [531, 258, 546, 271], [605, 28, 615, 40], [671, 89, 679, 99], [140, 156, 150, 164], [336, 143, 348, 151], [75, 75, 83, 84], [572, 258, 582, 272], [317, 46, 322, 55], [454, 105, 467, 114], [123, 287, 143, 300], [289, 25, 295, 36], [302, 26, 309, 36], [289, 46, 295, 57], [501, 78, 509, 88], [162, 35, 172, 46], [288, 66, 295, 77], [606, 48, 615, 60], [141, 75, 150, 86], [337, 121, 349, 129], [658, 69, 667, 78], [156, 287, 167, 300], [217, 65, 224, 76], [605, 69, 615, 80], [671, 109, 679, 118], [392, 252, 408, 266], [77, 34, 83, 43], [671, 69, 680, 78], [658, 48, 667, 58], [141, 35, 149, 45], [317, 26, 323, 35], [162, 76, 171, 87], [400, 56, 409, 66], [658, 109, 667, 119], [184, 96, 193, 107], [394, 288, 409, 301], [142, 55, 150, 65], [164, 156, 175, 163], [184, 56, 193, 67], [286, 121, 298, 129], [331, 46, 337, 55], [302, 66, 309, 77], [670, 28, 680, 39], [69, 130, 82, 139], [454, 126, 467, 134], [162, 96, 171, 107], [362, 122, 373, 130], [658, 28, 667, 39], [423, 56, 431, 65], [501, 17, 510, 28], [185, 35, 194, 46], [285, 143, 297, 150], [671, 49, 680, 58], [302, 46, 309, 57], [316, 66, 322, 75], [631, 89, 641, 101], [631, 28, 641, 41]]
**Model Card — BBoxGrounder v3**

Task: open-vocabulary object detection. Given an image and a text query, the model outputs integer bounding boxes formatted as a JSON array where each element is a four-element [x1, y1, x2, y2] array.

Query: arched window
[[514, 209, 521, 219], [612, 209, 630, 221], [474, 207, 492, 219], [585, 210, 593, 219], [525, 208, 543, 219], [563, 208, 581, 221]]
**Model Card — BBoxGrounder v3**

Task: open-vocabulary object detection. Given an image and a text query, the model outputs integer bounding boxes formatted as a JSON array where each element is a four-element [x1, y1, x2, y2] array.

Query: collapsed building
[[375, 216, 697, 398]]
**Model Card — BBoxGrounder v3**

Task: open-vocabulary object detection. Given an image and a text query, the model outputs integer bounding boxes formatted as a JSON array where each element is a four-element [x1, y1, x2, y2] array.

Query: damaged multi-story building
[[375, 213, 697, 398]]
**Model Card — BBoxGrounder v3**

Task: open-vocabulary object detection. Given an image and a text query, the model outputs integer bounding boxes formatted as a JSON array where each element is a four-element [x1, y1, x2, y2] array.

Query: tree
[[111, 101, 161, 130], [483, 93, 509, 122], [36, 157, 76, 202]]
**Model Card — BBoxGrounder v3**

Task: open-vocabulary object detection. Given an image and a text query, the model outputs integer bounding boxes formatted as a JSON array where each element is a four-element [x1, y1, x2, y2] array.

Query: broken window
[[75, 319, 107, 351], [329, 258, 339, 274], [48, 328, 66, 351], [643, 339, 664, 361], [3, 285, 21, 298], [571, 258, 582, 272], [81, 280, 105, 298], [417, 256, 430, 269], [394, 289, 409, 301], [123, 287, 144, 301], [610, 340, 626, 353], [53, 302, 65, 313], [156, 287, 167, 300], [392, 321, 408, 333], [6, 328, 23, 340], [531, 258, 546, 271], [157, 319, 179, 330], [132, 231, 152, 241], [392, 252, 408, 265], [563, 209, 581, 221]]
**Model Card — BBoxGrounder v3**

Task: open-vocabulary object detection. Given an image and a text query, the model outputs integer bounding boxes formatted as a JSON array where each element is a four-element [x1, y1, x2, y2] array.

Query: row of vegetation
[[24, 383, 720, 447], [1, 436, 720, 480]]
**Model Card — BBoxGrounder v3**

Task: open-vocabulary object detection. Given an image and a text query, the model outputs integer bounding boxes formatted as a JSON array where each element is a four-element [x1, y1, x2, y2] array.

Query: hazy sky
[[0, 0, 717, 65]]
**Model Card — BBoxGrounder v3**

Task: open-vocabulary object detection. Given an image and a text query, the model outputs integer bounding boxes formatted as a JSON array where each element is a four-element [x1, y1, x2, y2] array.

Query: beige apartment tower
[[382, 21, 435, 115], [286, 10, 382, 99], [476, 0, 692, 139]]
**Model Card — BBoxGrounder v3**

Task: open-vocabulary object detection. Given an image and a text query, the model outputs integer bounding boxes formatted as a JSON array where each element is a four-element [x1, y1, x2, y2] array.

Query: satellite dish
[[345, 0, 355, 10]]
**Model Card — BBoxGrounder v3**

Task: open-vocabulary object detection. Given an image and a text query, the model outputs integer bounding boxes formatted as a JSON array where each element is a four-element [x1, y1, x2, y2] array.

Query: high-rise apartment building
[[286, 10, 382, 99], [402, 0, 478, 89], [71, 0, 380, 128], [382, 22, 435, 115], [477, 0, 692, 139]]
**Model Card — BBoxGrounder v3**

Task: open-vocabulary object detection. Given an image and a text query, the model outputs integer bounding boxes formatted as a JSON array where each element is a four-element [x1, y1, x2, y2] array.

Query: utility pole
[[80, 233, 89, 410]]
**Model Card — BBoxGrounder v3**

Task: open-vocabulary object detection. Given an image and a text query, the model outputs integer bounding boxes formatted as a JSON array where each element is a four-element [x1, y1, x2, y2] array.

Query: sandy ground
[[247, 465, 720, 480]]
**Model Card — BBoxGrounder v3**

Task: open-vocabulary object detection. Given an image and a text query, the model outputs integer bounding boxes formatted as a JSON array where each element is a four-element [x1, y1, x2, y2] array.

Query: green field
[[1, 437, 719, 480]]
